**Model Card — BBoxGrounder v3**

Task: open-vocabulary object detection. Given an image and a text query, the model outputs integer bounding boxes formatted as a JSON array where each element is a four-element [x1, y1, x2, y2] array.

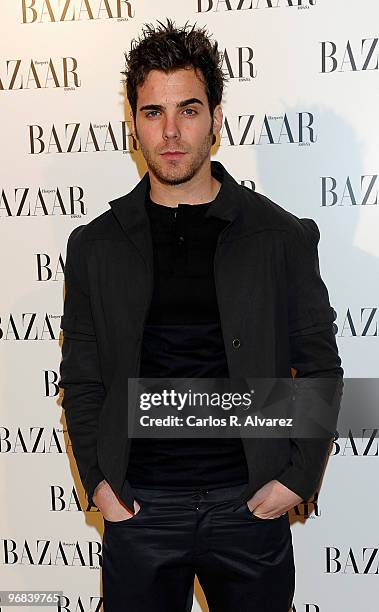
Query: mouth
[[160, 151, 187, 160]]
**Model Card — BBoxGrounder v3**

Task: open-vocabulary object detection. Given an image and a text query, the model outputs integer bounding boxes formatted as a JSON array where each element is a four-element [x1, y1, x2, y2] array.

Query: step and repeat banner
[[1, 1, 378, 610]]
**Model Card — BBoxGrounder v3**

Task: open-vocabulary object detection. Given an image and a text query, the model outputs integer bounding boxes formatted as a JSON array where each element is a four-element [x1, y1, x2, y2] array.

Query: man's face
[[130, 67, 222, 185]]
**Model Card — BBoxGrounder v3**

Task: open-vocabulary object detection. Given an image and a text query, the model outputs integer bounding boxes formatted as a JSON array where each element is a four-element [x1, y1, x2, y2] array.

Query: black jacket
[[58, 160, 343, 514]]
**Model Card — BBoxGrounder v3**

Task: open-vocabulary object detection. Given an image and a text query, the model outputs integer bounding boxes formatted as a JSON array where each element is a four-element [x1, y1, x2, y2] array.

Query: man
[[59, 19, 343, 612]]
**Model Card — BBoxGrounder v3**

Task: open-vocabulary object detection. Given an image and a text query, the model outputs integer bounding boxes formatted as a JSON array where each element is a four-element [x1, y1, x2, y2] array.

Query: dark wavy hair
[[121, 18, 227, 121]]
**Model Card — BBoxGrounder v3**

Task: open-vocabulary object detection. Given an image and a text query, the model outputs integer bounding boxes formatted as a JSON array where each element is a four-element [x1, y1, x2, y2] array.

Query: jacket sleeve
[[58, 225, 106, 508], [276, 218, 344, 502]]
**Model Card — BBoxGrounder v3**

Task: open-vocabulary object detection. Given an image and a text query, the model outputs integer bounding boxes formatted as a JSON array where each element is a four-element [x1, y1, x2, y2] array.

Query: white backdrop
[[1, 1, 378, 610]]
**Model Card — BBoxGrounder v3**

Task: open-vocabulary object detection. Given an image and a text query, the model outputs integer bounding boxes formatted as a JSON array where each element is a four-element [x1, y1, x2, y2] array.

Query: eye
[[145, 110, 160, 118], [183, 108, 197, 115]]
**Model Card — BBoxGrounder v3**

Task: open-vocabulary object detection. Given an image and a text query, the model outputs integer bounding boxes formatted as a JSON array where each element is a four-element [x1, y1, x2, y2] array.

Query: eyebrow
[[139, 98, 204, 112]]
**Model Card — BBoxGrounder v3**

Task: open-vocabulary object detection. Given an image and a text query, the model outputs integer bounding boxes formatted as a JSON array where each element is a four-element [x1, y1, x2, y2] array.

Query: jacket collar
[[108, 159, 242, 231], [108, 160, 244, 273]]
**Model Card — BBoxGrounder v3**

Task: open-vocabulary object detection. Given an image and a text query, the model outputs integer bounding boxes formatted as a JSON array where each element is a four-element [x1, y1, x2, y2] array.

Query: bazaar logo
[[0, 427, 70, 453], [197, 0, 316, 12], [50, 485, 100, 511], [28, 122, 137, 154], [220, 112, 316, 146], [321, 38, 379, 72], [321, 175, 379, 206], [0, 58, 80, 90], [0, 186, 86, 217], [0, 313, 62, 340], [0, 539, 101, 567], [21, 0, 134, 23], [326, 547, 379, 574]]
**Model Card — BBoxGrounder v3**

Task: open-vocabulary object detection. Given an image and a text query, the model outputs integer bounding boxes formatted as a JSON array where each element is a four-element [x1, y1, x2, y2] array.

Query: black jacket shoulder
[[234, 183, 321, 246]]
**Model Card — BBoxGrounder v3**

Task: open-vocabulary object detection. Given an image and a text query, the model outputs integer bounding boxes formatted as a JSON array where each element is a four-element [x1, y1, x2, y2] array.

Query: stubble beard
[[137, 123, 214, 186]]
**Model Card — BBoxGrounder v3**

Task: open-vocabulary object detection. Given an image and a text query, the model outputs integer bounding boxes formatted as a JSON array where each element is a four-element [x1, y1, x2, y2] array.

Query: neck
[[148, 158, 221, 207]]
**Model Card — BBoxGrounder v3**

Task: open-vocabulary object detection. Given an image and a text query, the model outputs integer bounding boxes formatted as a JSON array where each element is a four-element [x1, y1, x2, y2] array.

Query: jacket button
[[232, 338, 241, 349]]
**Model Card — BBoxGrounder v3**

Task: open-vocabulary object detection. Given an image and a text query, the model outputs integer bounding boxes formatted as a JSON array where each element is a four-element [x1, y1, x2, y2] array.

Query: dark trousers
[[101, 482, 295, 612]]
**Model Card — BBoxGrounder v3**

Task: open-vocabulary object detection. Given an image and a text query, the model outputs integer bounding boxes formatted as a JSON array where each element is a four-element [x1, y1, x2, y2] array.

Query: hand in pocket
[[93, 479, 141, 522]]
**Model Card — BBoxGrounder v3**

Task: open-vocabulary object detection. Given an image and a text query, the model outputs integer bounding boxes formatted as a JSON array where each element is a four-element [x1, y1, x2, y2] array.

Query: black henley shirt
[[124, 188, 249, 489]]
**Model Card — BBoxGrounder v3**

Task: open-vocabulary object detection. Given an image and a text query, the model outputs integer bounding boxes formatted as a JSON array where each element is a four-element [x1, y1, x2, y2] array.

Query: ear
[[212, 104, 223, 138]]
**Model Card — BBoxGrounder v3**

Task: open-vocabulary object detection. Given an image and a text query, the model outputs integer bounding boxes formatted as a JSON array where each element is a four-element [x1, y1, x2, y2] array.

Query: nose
[[162, 115, 180, 140]]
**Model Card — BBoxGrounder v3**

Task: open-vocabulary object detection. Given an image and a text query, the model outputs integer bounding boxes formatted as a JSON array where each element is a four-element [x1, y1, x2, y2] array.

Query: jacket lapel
[[107, 172, 154, 276]]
